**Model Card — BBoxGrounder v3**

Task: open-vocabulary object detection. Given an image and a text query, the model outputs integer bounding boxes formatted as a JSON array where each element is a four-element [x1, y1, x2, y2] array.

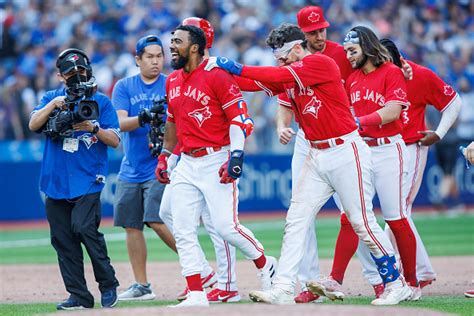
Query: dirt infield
[[1, 256, 472, 315]]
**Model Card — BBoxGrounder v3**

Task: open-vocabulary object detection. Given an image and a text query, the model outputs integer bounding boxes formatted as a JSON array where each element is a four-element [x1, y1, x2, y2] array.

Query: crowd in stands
[[0, 0, 473, 153]]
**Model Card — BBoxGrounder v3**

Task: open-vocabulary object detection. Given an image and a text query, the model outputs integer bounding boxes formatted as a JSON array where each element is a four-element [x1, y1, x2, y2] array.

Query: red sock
[[330, 213, 359, 284], [253, 254, 266, 269], [386, 218, 417, 286], [186, 274, 203, 291]]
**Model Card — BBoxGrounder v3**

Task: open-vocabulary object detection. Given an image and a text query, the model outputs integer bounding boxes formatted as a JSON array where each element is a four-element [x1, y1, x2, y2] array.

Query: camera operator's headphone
[[56, 48, 93, 80]]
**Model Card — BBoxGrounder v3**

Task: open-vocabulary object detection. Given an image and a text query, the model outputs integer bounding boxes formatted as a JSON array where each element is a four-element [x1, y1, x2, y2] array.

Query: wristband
[[358, 112, 382, 127]]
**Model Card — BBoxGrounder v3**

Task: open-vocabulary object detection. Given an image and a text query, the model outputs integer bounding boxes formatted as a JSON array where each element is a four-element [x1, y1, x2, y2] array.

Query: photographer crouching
[[28, 48, 120, 310]]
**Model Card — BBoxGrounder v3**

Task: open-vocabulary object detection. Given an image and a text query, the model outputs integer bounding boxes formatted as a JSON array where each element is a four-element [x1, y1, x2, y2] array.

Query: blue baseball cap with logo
[[136, 35, 163, 55]]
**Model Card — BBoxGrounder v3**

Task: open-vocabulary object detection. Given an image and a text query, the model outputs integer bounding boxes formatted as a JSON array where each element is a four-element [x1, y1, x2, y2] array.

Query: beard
[[354, 54, 368, 69], [171, 54, 188, 70]]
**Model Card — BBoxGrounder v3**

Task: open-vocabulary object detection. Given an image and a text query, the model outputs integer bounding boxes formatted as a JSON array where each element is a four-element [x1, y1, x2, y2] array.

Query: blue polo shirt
[[112, 73, 167, 182], [33, 88, 120, 199]]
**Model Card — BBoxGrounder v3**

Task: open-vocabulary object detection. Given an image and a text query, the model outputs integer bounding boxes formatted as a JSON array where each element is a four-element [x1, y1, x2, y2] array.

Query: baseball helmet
[[182, 17, 214, 48]]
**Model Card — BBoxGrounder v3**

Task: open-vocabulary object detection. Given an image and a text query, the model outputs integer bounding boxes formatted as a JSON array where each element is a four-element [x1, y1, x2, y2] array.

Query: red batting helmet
[[182, 17, 214, 48]]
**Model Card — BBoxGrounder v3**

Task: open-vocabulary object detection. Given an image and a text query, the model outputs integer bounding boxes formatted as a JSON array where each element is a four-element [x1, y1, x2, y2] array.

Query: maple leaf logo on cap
[[308, 12, 320, 23], [394, 88, 407, 100], [443, 85, 455, 96], [229, 84, 241, 96]]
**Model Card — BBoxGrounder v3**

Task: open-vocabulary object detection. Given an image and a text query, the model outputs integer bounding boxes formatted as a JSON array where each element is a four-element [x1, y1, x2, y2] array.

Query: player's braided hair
[[174, 25, 206, 56], [266, 23, 308, 50], [351, 26, 392, 67]]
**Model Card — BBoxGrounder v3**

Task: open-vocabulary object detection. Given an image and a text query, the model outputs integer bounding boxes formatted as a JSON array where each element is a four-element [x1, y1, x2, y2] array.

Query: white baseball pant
[[160, 167, 238, 290], [171, 149, 264, 278], [292, 129, 320, 290], [273, 130, 397, 293]]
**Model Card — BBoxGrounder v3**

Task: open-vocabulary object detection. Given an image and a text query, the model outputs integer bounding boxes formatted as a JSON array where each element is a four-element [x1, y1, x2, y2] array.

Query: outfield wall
[[0, 141, 473, 221]]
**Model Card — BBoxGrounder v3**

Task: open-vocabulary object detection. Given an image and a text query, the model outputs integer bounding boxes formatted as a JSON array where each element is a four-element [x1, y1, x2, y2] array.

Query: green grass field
[[1, 212, 473, 315]]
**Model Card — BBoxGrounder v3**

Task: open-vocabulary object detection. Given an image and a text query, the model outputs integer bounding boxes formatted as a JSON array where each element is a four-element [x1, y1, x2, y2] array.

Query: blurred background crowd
[[0, 0, 473, 153]]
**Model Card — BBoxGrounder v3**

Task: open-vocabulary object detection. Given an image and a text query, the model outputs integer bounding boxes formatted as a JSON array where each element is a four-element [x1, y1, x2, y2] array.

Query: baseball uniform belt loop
[[310, 138, 345, 150], [183, 146, 222, 158]]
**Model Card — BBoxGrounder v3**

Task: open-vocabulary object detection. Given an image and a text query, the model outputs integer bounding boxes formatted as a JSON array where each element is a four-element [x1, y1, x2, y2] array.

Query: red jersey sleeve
[[277, 93, 292, 108], [234, 76, 282, 97], [422, 67, 458, 112], [165, 77, 175, 123], [213, 70, 246, 120], [384, 65, 409, 109], [284, 54, 341, 91]]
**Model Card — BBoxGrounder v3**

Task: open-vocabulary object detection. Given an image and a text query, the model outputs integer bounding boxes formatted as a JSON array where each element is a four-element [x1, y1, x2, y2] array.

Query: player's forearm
[[435, 94, 462, 139], [241, 65, 294, 84], [162, 121, 178, 156], [276, 106, 293, 131], [377, 104, 402, 125]]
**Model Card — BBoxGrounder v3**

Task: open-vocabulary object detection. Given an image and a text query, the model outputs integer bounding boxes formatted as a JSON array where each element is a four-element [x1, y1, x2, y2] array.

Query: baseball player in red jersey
[[350, 39, 462, 295], [327, 26, 418, 300], [158, 17, 241, 303], [206, 23, 412, 306], [275, 6, 354, 303], [156, 24, 276, 308]]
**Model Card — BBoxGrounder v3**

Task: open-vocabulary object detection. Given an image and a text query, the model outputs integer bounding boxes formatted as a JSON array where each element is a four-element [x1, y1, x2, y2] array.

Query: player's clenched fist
[[278, 127, 296, 145], [155, 154, 170, 184], [219, 150, 244, 184]]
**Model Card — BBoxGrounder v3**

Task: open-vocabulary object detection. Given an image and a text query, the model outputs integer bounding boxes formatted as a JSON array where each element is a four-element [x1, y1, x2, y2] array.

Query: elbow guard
[[230, 100, 254, 137]]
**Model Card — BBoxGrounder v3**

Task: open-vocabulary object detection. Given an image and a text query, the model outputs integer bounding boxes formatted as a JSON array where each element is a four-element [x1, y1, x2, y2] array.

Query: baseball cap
[[57, 51, 90, 74], [136, 35, 163, 55], [297, 6, 330, 33]]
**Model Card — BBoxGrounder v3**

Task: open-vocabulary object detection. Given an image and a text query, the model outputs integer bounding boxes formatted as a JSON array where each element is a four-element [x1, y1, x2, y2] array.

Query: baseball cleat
[[419, 278, 435, 289], [176, 271, 217, 301], [170, 291, 209, 308], [249, 286, 294, 305], [371, 279, 412, 305], [307, 276, 344, 301], [373, 283, 385, 299], [207, 288, 241, 303], [294, 290, 321, 303], [464, 290, 474, 298], [257, 256, 277, 291]]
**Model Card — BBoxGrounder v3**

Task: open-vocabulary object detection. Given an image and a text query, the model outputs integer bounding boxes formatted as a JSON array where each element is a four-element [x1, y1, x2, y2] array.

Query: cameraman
[[28, 48, 121, 310], [112, 35, 176, 301]]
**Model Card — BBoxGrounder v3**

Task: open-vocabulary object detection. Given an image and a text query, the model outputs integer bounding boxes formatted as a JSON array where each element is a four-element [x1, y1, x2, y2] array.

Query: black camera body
[[148, 97, 167, 157], [43, 82, 99, 139]]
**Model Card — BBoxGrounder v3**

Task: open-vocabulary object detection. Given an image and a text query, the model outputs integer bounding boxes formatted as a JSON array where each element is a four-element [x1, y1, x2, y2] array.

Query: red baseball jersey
[[401, 60, 458, 144], [241, 53, 357, 140], [166, 61, 244, 152], [346, 62, 409, 138], [277, 40, 354, 122]]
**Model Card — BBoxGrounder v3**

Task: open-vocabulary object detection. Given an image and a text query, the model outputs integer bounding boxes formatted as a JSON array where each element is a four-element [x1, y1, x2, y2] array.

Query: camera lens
[[81, 106, 92, 117]]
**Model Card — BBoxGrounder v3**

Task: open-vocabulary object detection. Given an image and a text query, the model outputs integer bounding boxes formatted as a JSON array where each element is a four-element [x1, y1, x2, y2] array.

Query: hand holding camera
[[138, 108, 153, 127]]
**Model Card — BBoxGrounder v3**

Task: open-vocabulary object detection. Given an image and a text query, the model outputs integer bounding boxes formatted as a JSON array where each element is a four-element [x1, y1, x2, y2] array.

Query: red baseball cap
[[297, 6, 330, 32], [182, 17, 215, 48]]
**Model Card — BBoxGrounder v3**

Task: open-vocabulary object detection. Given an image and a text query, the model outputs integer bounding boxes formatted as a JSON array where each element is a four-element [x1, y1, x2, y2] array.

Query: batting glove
[[138, 108, 153, 127], [205, 56, 243, 75], [155, 154, 170, 184], [219, 150, 244, 184]]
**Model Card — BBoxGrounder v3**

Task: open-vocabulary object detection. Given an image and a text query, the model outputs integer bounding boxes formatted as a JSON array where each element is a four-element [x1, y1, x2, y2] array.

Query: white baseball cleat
[[169, 291, 209, 308], [258, 256, 277, 291], [371, 279, 412, 305], [307, 276, 344, 301], [249, 286, 295, 305]]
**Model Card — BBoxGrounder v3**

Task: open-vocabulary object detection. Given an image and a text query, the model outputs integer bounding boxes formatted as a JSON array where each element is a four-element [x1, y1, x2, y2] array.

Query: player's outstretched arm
[[276, 105, 295, 145]]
